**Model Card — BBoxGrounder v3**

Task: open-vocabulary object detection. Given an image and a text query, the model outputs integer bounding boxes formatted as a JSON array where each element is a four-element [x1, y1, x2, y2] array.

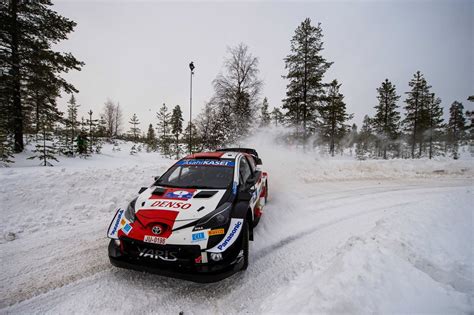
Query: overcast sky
[[54, 0, 473, 131]]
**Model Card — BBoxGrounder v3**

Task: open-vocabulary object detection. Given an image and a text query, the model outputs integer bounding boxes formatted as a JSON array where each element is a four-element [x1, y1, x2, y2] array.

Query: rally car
[[107, 149, 268, 282]]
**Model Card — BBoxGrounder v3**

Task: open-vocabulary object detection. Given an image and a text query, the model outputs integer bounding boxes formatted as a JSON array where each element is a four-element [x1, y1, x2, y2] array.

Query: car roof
[[183, 151, 241, 160]]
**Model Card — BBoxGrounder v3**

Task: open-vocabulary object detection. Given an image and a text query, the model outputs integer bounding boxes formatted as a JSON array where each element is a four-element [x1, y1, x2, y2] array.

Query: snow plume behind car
[[239, 126, 474, 183]]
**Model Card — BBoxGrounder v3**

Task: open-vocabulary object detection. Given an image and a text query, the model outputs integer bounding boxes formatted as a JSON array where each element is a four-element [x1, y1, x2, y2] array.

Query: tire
[[241, 221, 249, 271]]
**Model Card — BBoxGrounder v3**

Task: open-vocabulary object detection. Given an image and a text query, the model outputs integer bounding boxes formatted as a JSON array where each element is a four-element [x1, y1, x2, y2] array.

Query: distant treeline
[[0, 3, 472, 166]]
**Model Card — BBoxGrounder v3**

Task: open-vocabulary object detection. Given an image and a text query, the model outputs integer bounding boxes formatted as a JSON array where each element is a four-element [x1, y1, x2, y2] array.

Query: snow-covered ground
[[1, 132, 473, 314]]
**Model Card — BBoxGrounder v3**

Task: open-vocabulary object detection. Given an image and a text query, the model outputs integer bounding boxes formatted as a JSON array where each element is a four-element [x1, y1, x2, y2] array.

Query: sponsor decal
[[122, 223, 132, 234], [144, 235, 167, 245], [208, 228, 225, 236], [194, 255, 202, 264], [177, 159, 235, 167], [232, 181, 238, 195], [217, 220, 242, 251], [192, 231, 207, 242], [120, 218, 126, 226], [150, 200, 192, 210], [138, 247, 177, 261], [164, 190, 194, 200], [110, 209, 124, 236], [251, 190, 258, 203]]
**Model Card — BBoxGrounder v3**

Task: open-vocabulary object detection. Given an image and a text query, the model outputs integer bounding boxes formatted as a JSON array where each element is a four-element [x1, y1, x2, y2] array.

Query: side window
[[247, 156, 256, 172], [239, 157, 252, 185]]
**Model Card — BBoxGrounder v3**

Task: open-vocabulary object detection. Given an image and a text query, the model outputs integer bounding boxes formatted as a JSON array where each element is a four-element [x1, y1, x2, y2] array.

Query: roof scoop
[[193, 191, 217, 198], [151, 187, 166, 196]]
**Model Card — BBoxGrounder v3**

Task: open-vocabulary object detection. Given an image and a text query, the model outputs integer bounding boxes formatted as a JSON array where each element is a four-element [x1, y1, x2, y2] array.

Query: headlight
[[193, 202, 232, 231], [124, 198, 137, 222]]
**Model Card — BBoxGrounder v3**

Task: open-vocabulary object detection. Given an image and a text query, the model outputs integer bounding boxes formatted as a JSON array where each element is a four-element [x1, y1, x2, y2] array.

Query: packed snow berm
[[0, 129, 473, 314]]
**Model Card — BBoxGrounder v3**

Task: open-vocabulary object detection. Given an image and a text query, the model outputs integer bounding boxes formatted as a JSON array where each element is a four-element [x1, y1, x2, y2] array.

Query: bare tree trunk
[[10, 0, 24, 152]]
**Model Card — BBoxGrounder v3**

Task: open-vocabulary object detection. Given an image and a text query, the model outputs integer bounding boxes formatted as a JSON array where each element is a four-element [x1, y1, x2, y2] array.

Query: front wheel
[[241, 221, 249, 270]]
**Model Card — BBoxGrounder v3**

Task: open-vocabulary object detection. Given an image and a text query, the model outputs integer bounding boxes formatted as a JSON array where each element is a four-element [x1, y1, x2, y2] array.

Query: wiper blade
[[194, 186, 223, 189], [156, 183, 181, 188]]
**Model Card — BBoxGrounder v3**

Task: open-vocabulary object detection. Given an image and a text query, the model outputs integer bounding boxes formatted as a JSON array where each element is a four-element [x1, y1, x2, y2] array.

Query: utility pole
[[189, 61, 195, 154]]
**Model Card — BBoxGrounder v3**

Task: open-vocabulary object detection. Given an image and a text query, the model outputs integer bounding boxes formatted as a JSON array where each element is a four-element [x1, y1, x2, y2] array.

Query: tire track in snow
[[2, 181, 471, 314], [0, 234, 111, 308], [253, 200, 414, 262]]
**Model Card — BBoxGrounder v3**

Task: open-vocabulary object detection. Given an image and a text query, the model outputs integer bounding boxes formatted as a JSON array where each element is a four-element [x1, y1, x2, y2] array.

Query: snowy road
[[1, 140, 473, 314]]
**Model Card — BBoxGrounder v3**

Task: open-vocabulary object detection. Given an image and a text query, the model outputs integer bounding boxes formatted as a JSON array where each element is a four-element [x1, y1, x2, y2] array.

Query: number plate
[[144, 235, 166, 245]]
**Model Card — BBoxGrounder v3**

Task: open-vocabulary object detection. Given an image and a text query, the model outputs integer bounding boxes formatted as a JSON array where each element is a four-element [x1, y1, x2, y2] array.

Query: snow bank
[[0, 141, 174, 245], [260, 185, 473, 314]]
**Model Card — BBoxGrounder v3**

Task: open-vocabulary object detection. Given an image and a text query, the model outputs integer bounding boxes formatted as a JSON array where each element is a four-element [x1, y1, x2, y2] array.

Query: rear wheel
[[241, 221, 249, 270]]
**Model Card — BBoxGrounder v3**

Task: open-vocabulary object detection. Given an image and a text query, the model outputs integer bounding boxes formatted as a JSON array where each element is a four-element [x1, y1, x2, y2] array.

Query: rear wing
[[217, 148, 262, 165], [217, 148, 258, 156]]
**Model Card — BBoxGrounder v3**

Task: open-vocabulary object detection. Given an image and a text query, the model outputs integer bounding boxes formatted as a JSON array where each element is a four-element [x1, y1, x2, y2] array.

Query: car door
[[238, 156, 260, 210]]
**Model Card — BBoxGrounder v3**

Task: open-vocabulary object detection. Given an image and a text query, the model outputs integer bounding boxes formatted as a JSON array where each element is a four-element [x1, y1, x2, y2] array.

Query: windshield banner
[[177, 159, 235, 167]]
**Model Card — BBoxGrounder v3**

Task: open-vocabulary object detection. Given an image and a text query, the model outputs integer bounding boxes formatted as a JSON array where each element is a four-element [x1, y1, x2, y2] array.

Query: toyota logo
[[152, 225, 163, 235]]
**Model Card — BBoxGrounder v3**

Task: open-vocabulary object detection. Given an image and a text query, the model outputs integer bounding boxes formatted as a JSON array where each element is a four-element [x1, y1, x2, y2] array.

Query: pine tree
[[319, 80, 352, 156], [259, 97, 271, 127], [65, 94, 80, 155], [184, 122, 199, 153], [271, 107, 284, 127], [86, 110, 100, 154], [356, 115, 375, 160], [0, 131, 14, 166], [146, 124, 157, 152], [446, 101, 466, 159], [97, 115, 107, 139], [170, 105, 183, 159], [283, 18, 333, 143], [76, 117, 90, 157], [156, 103, 172, 155], [1, 0, 83, 153], [466, 95, 474, 141], [372, 79, 401, 159], [465, 110, 473, 141], [0, 93, 14, 165], [28, 113, 58, 166], [426, 93, 444, 159], [403, 71, 431, 158], [128, 113, 140, 143]]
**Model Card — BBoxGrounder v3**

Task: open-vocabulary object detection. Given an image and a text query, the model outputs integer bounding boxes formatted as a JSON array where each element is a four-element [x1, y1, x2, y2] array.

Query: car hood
[[134, 186, 228, 225]]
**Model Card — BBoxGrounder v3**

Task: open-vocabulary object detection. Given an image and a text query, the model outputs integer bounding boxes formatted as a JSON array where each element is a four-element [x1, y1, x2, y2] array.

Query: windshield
[[156, 159, 235, 189]]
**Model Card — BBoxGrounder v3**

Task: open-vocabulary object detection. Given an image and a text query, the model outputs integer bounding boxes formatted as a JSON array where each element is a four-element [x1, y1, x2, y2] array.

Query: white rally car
[[107, 148, 268, 282]]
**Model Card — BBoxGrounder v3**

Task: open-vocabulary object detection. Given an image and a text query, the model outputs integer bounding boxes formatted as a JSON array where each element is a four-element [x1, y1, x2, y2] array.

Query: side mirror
[[255, 157, 262, 165], [154, 175, 161, 181], [237, 190, 253, 201], [246, 175, 256, 185], [138, 187, 147, 194]]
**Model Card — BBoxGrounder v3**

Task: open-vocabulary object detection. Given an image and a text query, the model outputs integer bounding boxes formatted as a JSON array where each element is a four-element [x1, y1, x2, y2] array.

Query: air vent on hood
[[151, 187, 166, 196], [193, 191, 218, 198]]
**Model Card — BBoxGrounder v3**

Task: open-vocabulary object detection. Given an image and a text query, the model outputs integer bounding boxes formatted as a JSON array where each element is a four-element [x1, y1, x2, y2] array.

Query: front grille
[[120, 236, 201, 268]]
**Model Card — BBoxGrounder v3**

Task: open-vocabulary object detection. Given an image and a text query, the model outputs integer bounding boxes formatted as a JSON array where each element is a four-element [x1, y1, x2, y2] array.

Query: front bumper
[[108, 239, 244, 283]]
